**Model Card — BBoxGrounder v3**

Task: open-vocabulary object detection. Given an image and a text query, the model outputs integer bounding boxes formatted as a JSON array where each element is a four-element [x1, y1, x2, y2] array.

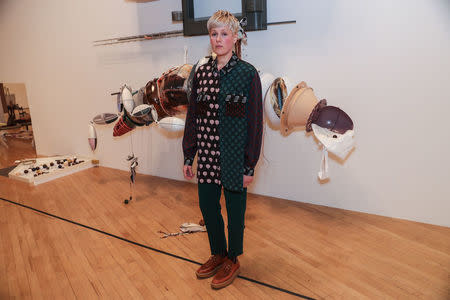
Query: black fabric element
[[0, 197, 315, 300], [195, 100, 209, 116], [198, 183, 248, 258], [198, 183, 228, 255]]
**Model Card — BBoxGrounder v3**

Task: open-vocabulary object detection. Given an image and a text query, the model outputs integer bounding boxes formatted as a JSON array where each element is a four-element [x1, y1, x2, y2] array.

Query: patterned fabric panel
[[219, 60, 257, 191], [194, 62, 221, 185]]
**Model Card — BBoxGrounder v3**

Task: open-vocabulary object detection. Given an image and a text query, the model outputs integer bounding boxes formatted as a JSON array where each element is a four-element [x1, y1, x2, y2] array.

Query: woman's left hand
[[243, 175, 253, 188]]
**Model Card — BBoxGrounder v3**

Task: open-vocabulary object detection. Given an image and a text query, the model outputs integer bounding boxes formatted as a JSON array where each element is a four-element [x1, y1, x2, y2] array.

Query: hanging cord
[[184, 45, 188, 64], [261, 116, 270, 165], [130, 129, 134, 157], [124, 129, 137, 204]]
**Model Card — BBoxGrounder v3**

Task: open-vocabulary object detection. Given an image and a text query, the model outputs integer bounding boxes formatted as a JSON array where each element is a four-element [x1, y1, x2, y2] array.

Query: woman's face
[[209, 25, 237, 57]]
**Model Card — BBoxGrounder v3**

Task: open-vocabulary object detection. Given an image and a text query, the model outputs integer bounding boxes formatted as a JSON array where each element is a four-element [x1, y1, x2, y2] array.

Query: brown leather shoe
[[196, 254, 227, 278], [211, 258, 240, 289]]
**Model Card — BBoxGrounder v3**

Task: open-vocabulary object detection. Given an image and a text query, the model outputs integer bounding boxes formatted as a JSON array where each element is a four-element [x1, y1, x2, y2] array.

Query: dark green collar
[[211, 52, 239, 76]]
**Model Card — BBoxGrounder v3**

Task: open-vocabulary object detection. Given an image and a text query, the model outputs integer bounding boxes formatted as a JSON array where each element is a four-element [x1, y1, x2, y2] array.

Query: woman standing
[[182, 10, 263, 289]]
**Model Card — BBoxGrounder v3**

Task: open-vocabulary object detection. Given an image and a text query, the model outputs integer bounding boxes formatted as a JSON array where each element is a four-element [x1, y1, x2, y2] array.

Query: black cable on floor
[[0, 197, 316, 300]]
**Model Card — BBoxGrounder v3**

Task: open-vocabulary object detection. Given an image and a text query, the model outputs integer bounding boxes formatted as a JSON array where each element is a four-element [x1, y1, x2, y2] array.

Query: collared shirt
[[183, 53, 263, 185]]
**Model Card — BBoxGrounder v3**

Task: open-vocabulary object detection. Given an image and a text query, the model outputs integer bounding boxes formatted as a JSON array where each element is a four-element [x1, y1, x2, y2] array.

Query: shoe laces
[[205, 255, 220, 267], [223, 260, 233, 272]]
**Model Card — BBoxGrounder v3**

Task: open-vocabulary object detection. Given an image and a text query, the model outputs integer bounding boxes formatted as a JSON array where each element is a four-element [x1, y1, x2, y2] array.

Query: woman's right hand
[[183, 165, 194, 180]]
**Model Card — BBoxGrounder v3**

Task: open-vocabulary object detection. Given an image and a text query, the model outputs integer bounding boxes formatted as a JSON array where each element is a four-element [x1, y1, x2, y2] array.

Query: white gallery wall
[[1, 0, 449, 227]]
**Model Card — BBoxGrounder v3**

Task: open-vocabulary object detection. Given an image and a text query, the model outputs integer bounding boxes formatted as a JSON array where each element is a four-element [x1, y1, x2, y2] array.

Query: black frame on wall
[[181, 0, 267, 36]]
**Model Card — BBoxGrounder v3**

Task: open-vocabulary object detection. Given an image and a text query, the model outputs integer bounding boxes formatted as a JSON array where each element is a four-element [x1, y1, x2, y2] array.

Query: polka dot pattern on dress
[[195, 63, 221, 185]]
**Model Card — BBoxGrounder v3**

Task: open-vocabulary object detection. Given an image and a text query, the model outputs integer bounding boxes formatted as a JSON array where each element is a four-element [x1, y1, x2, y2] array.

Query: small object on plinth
[[124, 196, 132, 204], [9, 155, 94, 185], [91, 159, 99, 165], [34, 174, 37, 177]]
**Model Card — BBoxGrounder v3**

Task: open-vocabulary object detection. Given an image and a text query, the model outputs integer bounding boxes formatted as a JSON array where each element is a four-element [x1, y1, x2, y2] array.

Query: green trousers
[[198, 183, 247, 258]]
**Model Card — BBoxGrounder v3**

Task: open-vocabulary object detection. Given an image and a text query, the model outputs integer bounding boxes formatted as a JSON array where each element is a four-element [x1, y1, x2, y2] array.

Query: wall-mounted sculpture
[[90, 58, 354, 180]]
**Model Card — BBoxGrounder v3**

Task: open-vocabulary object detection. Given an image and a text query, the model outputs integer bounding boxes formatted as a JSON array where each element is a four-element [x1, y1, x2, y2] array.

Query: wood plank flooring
[[0, 127, 36, 168], [0, 143, 449, 299]]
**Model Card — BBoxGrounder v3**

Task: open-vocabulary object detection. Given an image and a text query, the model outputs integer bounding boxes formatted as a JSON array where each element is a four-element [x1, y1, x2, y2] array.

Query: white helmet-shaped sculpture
[[121, 85, 135, 114], [131, 104, 154, 126], [258, 71, 276, 105], [88, 123, 97, 151], [264, 76, 294, 127], [158, 116, 185, 132]]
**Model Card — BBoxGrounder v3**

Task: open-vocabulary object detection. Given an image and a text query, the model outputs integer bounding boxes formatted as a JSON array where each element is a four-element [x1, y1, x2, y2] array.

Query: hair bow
[[238, 17, 248, 44]]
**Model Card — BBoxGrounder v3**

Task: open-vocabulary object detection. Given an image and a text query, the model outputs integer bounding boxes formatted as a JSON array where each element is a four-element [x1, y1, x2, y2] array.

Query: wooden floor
[[0, 127, 36, 168], [0, 143, 449, 299]]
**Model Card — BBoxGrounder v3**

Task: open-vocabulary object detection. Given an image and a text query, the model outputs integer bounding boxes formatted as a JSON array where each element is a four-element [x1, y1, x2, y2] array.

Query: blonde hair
[[207, 10, 240, 35]]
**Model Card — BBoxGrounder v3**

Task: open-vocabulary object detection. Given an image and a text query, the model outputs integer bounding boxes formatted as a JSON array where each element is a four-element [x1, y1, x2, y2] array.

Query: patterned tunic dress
[[183, 53, 263, 191], [194, 61, 221, 185]]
